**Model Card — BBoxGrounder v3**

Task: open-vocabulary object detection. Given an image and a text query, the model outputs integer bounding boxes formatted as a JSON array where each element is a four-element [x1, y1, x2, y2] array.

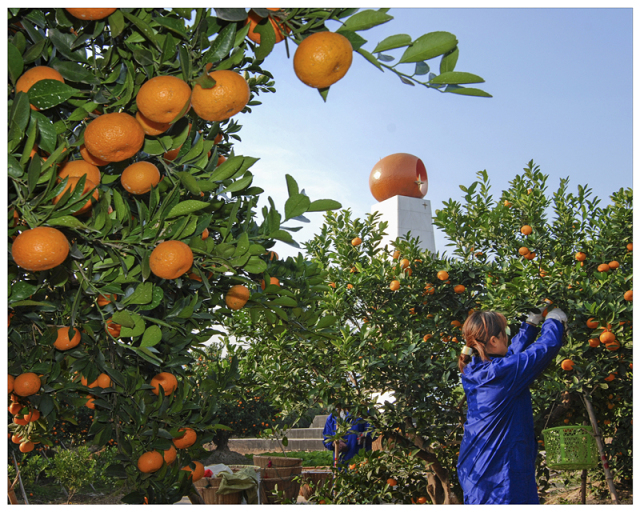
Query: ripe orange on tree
[[524, 252, 536, 260], [392, 250, 401, 259], [261, 276, 280, 289], [518, 247, 530, 256], [599, 331, 616, 344], [245, 9, 290, 44], [150, 372, 178, 396], [561, 359, 575, 371], [351, 237, 362, 246], [575, 251, 586, 261], [387, 478, 398, 486], [135, 111, 171, 136], [65, 8, 116, 20], [105, 318, 121, 338], [173, 427, 197, 449], [97, 294, 117, 306], [121, 161, 161, 195], [136, 75, 191, 124], [608, 260, 619, 269], [163, 444, 177, 465], [225, 285, 251, 310], [588, 338, 600, 348], [11, 434, 23, 444], [626, 243, 633, 251], [22, 409, 40, 422], [137, 450, 164, 473], [8, 402, 23, 415], [81, 373, 111, 389], [293, 31, 353, 89], [52, 176, 99, 216], [57, 159, 101, 185], [181, 460, 205, 482], [605, 340, 620, 351], [586, 317, 599, 329], [520, 225, 533, 236], [83, 112, 145, 163], [604, 373, 615, 382], [15, 66, 65, 110], [389, 280, 400, 291], [597, 263, 610, 273], [54, 326, 82, 351], [623, 290, 632, 301], [453, 284, 465, 294], [437, 270, 449, 281], [85, 395, 96, 409], [191, 70, 250, 122], [424, 283, 435, 295], [201, 228, 210, 240], [400, 258, 410, 269], [79, 143, 110, 167], [13, 373, 41, 397], [19, 441, 35, 453], [11, 226, 69, 271], [417, 497, 427, 504], [149, 240, 194, 280]]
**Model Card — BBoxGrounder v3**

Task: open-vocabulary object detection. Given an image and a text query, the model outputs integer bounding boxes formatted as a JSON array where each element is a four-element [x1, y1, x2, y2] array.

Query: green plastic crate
[[542, 425, 598, 470]]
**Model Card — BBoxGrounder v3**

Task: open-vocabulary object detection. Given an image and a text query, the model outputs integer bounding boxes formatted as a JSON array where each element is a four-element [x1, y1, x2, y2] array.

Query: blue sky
[[232, 7, 633, 258]]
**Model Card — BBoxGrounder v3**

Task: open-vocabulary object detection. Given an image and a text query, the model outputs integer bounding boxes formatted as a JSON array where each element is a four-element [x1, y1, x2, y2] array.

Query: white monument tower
[[368, 153, 436, 254]]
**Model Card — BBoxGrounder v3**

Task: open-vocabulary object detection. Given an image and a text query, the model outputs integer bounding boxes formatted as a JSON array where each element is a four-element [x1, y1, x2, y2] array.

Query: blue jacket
[[323, 413, 373, 463], [457, 320, 564, 504]]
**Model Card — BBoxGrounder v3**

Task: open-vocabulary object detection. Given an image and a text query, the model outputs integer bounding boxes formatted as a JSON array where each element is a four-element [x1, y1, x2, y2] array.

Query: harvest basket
[[542, 425, 598, 470], [195, 465, 261, 505], [253, 455, 303, 468], [262, 465, 302, 478], [260, 475, 301, 504]]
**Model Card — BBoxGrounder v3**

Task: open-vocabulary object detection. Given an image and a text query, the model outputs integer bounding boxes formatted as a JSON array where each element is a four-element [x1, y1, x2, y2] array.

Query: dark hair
[[458, 311, 508, 373]]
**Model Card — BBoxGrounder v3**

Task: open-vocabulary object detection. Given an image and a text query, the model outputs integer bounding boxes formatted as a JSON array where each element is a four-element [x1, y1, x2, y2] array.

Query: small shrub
[[46, 446, 97, 502]]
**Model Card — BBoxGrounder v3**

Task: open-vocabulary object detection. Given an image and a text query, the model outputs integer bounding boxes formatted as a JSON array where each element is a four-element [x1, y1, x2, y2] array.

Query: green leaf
[[269, 296, 298, 307], [253, 18, 276, 61], [120, 313, 146, 337], [28, 80, 79, 110], [112, 310, 135, 328], [243, 256, 268, 274], [165, 200, 210, 219], [9, 92, 31, 143], [356, 48, 383, 71], [8, 42, 24, 85], [444, 86, 492, 98], [53, 60, 101, 85], [140, 325, 163, 348], [271, 229, 293, 243], [204, 23, 237, 65], [31, 111, 57, 155], [10, 281, 38, 303], [210, 156, 244, 181], [307, 199, 342, 212], [214, 8, 248, 22], [122, 11, 161, 50], [221, 173, 253, 194], [48, 28, 88, 63], [334, 30, 366, 52], [154, 17, 188, 39], [124, 282, 153, 305], [338, 9, 393, 32], [108, 9, 126, 37], [316, 315, 337, 329], [285, 194, 311, 221], [428, 71, 485, 85], [440, 47, 459, 74], [399, 31, 458, 64], [46, 216, 86, 229], [285, 174, 299, 197], [373, 33, 412, 53]]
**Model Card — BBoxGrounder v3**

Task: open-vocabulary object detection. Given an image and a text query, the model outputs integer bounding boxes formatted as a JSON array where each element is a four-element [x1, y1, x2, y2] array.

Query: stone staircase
[[228, 415, 329, 454]]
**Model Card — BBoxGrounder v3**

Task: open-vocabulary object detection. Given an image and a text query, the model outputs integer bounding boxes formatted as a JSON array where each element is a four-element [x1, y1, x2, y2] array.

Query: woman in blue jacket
[[456, 308, 567, 504]]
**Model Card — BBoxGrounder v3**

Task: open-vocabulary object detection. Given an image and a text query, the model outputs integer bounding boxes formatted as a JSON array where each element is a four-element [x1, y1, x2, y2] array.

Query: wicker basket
[[197, 477, 243, 504], [542, 425, 598, 470], [261, 475, 301, 504], [253, 455, 303, 468], [262, 465, 302, 478]]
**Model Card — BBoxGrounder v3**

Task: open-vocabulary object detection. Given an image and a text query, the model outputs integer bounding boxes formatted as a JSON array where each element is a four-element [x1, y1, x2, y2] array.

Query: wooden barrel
[[262, 465, 302, 478], [197, 477, 243, 504]]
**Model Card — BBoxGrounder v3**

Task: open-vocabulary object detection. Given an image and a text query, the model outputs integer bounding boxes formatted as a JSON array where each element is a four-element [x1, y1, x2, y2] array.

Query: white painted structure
[[370, 195, 436, 254]]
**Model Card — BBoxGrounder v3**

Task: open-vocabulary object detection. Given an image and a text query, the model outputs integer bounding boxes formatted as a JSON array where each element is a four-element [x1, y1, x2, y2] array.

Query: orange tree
[[227, 161, 632, 504], [7, 7, 490, 504]]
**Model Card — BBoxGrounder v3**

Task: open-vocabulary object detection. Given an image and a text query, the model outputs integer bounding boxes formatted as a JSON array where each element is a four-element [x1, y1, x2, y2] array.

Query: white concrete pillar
[[370, 195, 436, 254]]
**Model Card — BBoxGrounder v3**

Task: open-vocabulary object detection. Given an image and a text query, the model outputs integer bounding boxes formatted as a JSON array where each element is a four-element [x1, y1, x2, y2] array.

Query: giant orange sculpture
[[369, 153, 428, 202]]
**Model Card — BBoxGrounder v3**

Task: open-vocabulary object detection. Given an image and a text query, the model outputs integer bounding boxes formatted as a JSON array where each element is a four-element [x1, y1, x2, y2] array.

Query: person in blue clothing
[[456, 307, 568, 504], [322, 405, 374, 465]]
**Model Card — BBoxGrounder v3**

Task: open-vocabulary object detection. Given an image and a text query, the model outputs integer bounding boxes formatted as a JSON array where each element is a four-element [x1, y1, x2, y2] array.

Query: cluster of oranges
[[137, 426, 201, 480]]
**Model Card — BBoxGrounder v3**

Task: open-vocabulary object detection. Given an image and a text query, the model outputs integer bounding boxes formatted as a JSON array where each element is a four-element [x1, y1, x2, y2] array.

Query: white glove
[[526, 308, 545, 325], [545, 307, 568, 331]]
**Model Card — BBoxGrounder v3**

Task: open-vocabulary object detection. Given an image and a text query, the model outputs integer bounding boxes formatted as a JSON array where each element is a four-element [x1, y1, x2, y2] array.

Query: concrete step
[[228, 437, 326, 455], [283, 427, 324, 439], [310, 414, 329, 428]]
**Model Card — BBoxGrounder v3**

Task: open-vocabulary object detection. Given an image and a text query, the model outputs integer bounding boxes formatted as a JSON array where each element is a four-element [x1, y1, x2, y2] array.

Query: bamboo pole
[[8, 477, 18, 505], [12, 457, 28, 505], [582, 393, 620, 504]]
